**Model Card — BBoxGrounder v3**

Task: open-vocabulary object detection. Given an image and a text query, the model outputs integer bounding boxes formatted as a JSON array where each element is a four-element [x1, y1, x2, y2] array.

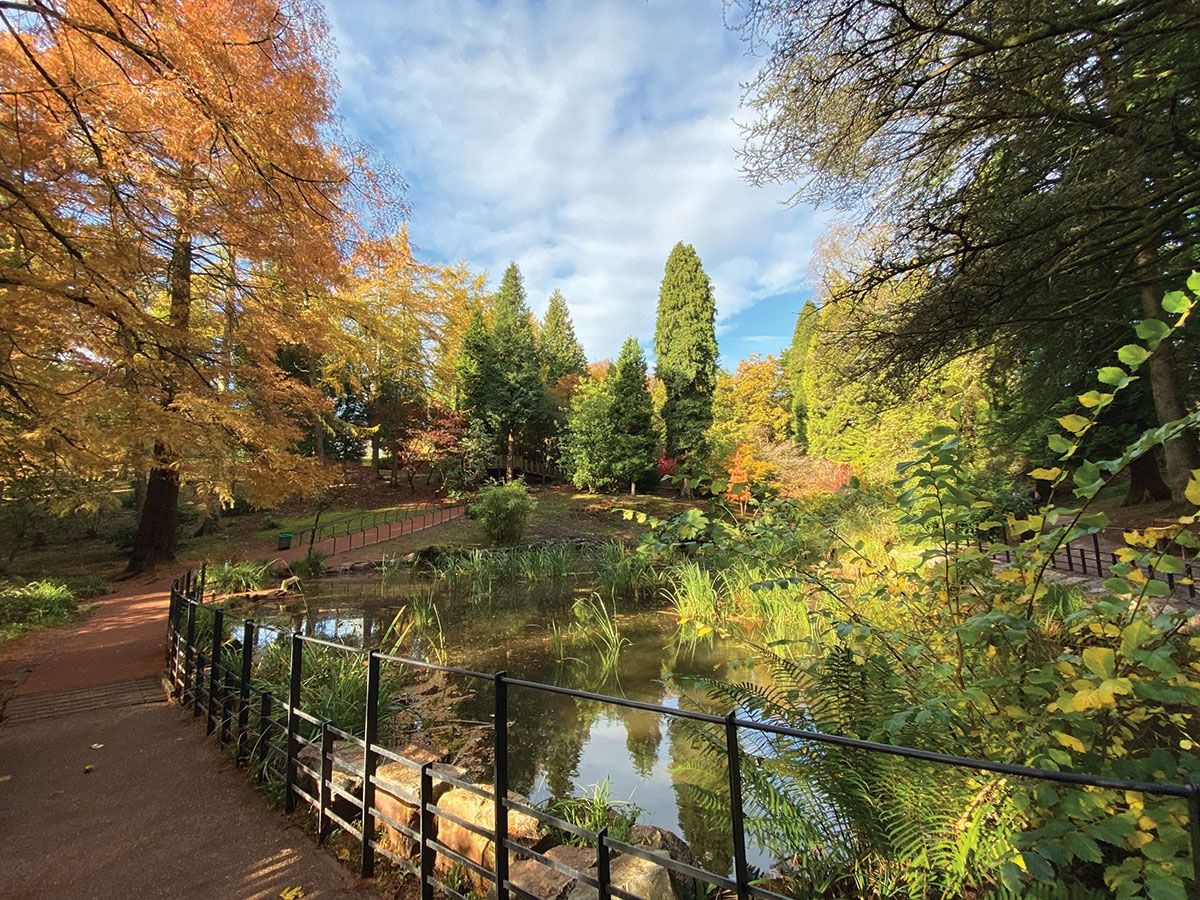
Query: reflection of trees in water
[[622, 707, 662, 777]]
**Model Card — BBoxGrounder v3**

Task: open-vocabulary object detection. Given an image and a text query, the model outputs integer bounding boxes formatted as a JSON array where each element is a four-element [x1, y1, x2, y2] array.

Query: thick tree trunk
[[371, 435, 380, 471], [312, 420, 325, 464], [506, 431, 515, 481], [1138, 250, 1198, 500], [1124, 451, 1171, 506], [128, 232, 191, 572], [128, 446, 180, 572]]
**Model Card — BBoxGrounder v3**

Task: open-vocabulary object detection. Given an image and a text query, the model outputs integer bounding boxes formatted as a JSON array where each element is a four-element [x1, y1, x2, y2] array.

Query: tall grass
[[0, 580, 88, 641]]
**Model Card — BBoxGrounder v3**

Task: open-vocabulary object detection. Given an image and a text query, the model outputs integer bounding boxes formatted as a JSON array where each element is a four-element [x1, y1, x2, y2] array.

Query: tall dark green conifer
[[539, 290, 588, 385], [457, 304, 496, 418], [491, 262, 551, 478], [654, 242, 717, 460], [608, 337, 658, 495], [785, 300, 818, 448]]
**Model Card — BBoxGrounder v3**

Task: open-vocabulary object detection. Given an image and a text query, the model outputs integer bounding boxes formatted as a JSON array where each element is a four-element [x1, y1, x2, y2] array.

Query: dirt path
[[0, 509, 472, 898]]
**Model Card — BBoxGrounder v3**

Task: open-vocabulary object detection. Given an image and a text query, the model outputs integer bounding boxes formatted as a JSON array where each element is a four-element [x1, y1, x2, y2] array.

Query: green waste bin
[[277, 531, 292, 551]]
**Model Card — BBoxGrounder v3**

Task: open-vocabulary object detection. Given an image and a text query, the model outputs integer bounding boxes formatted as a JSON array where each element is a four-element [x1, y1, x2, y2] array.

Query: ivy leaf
[[1058, 414, 1089, 435], [1097, 366, 1129, 386], [1047, 434, 1073, 454], [1134, 318, 1170, 345], [1117, 344, 1150, 367], [1030, 467, 1062, 481], [1163, 288, 1192, 314]]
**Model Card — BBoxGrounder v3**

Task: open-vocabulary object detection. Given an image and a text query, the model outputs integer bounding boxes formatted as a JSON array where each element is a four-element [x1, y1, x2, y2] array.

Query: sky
[[325, 0, 828, 367]]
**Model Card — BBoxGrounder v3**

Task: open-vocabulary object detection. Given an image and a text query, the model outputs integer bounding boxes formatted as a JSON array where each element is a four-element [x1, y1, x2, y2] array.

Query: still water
[[246, 572, 775, 873]]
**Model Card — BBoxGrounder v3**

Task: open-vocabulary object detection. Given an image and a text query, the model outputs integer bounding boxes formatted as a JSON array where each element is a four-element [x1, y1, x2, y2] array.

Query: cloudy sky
[[326, 0, 828, 366]]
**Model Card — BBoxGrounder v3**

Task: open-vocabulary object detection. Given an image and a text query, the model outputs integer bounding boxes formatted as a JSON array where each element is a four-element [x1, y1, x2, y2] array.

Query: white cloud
[[326, 0, 826, 360]]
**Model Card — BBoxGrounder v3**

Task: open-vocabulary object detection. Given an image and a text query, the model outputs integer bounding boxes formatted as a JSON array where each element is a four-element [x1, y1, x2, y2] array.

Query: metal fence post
[[725, 712, 750, 900], [221, 668, 235, 746], [494, 671, 510, 900], [237, 620, 253, 765], [207, 608, 224, 735], [1189, 784, 1200, 895], [420, 761, 435, 900], [596, 826, 611, 900], [193, 651, 206, 716], [318, 722, 333, 842], [1092, 533, 1103, 574], [360, 649, 380, 878], [184, 599, 197, 708], [285, 634, 303, 814], [198, 562, 207, 601], [257, 691, 273, 782]]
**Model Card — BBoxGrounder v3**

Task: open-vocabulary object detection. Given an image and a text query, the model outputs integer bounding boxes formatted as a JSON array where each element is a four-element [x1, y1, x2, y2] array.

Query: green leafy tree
[[783, 301, 818, 447], [540, 290, 588, 386], [563, 377, 614, 492], [608, 338, 659, 496], [736, 0, 1200, 499], [654, 243, 717, 461], [491, 263, 553, 477]]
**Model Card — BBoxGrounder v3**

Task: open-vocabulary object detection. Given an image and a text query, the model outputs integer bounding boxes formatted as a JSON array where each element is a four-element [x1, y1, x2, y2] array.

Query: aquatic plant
[[289, 549, 329, 580], [543, 778, 643, 846], [207, 560, 272, 593], [571, 593, 629, 675]]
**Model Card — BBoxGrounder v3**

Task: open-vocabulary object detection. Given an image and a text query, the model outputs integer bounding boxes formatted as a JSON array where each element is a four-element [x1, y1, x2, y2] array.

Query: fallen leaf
[[336, 848, 350, 862], [91, 743, 104, 750], [280, 887, 304, 900], [83, 763, 95, 774]]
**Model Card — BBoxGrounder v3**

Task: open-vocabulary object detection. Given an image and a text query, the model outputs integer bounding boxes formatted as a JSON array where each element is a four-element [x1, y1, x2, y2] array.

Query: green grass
[[0, 579, 100, 642]]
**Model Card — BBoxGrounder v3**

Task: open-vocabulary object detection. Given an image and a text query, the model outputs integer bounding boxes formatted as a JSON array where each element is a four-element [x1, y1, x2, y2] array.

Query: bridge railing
[[165, 568, 1200, 899]]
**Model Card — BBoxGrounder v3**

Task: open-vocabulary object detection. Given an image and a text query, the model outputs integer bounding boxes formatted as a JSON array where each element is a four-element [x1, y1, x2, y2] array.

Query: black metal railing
[[165, 568, 1200, 898], [984, 530, 1199, 600], [287, 501, 468, 555]]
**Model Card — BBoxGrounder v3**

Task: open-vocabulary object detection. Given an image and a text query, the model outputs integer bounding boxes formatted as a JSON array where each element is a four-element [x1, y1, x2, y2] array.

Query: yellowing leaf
[[1186, 474, 1200, 506], [280, 888, 305, 900], [1052, 731, 1085, 752], [1081, 647, 1116, 680], [1029, 467, 1061, 481], [1058, 414, 1089, 435]]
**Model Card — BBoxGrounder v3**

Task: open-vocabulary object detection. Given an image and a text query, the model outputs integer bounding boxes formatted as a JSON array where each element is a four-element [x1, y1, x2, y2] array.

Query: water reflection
[[242, 573, 770, 873]]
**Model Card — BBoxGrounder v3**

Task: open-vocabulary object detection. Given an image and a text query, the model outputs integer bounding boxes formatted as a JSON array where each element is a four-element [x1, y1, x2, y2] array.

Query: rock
[[491, 845, 596, 900], [296, 739, 365, 823], [628, 825, 695, 897], [609, 853, 674, 899], [374, 760, 469, 856], [435, 785, 550, 892]]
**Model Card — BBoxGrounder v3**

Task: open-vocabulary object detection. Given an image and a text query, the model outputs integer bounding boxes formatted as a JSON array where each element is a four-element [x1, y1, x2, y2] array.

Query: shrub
[[470, 480, 537, 545], [289, 550, 328, 579], [207, 560, 272, 593], [0, 580, 86, 641]]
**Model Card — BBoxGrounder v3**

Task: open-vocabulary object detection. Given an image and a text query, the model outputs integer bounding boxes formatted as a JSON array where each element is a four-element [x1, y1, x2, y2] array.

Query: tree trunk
[[312, 420, 325, 464], [391, 454, 399, 487], [1138, 250, 1198, 500], [128, 446, 181, 572], [128, 231, 191, 572], [371, 435, 380, 472], [506, 431, 515, 481], [1125, 450, 1171, 505], [630, 481, 636, 496]]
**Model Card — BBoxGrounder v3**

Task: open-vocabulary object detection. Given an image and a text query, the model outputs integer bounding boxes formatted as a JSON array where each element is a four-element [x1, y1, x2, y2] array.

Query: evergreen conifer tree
[[785, 301, 818, 448], [540, 290, 588, 385], [653, 242, 717, 461], [608, 337, 658, 495]]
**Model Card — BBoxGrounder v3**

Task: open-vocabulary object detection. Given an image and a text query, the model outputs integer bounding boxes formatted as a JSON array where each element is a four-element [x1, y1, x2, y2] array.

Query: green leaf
[[1097, 366, 1129, 386], [1058, 414, 1090, 435], [1163, 288, 1192, 314], [1186, 273, 1200, 295], [1082, 646, 1116, 680], [1117, 344, 1151, 367], [1047, 434, 1073, 454], [1135, 318, 1170, 344], [1063, 831, 1103, 863]]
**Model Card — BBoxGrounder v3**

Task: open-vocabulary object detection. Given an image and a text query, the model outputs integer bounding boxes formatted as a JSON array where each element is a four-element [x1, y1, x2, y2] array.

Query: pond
[[240, 566, 777, 875]]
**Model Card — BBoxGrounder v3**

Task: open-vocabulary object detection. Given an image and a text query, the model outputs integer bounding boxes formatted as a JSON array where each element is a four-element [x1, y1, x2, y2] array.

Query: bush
[[0, 580, 86, 641], [207, 560, 272, 593], [470, 480, 537, 545]]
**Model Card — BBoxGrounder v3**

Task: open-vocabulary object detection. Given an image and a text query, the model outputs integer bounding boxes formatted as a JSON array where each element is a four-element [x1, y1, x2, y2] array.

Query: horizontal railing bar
[[324, 808, 364, 839], [429, 806, 494, 842], [327, 781, 363, 810], [296, 634, 363, 652], [504, 880, 542, 900], [735, 717, 1198, 797], [369, 806, 419, 842], [503, 796, 596, 842], [291, 782, 320, 811], [504, 676, 725, 725], [370, 775, 418, 807], [368, 743, 422, 770], [748, 882, 800, 900], [425, 875, 469, 900], [323, 723, 365, 746], [367, 838, 419, 875], [291, 707, 322, 726], [374, 651, 492, 680]]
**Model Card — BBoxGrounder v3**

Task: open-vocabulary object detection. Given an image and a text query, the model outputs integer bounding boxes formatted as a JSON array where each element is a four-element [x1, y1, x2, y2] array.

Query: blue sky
[[325, 0, 827, 367]]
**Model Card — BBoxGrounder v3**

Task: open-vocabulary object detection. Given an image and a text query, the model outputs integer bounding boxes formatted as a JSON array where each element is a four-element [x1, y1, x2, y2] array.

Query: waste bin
[[277, 531, 293, 551]]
